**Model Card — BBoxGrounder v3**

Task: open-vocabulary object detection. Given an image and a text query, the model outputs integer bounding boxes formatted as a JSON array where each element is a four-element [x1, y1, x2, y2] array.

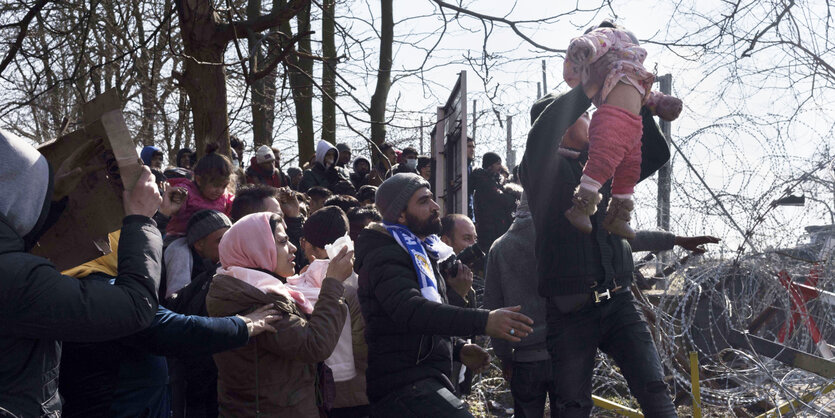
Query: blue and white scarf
[[384, 222, 453, 303]]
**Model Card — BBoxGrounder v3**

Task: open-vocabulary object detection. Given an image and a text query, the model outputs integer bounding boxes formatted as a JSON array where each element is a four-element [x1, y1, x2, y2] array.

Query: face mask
[[405, 158, 418, 170]]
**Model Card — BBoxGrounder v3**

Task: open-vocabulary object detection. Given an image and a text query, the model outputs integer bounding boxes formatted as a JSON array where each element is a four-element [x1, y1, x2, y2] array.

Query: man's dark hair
[[325, 194, 360, 213], [287, 166, 302, 178], [440, 213, 470, 239], [466, 136, 474, 143], [379, 142, 393, 152], [303, 206, 349, 249], [402, 147, 418, 158], [347, 205, 382, 224], [307, 186, 333, 200], [230, 184, 279, 222], [357, 185, 377, 203], [331, 180, 357, 197], [417, 156, 432, 171]]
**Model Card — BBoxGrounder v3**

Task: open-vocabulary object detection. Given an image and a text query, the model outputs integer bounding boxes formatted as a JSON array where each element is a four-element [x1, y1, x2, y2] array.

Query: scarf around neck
[[218, 212, 313, 313], [383, 222, 453, 303]]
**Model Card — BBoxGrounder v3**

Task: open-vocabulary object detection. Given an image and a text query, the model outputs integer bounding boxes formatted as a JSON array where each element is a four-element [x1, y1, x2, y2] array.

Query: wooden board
[[30, 89, 140, 271]]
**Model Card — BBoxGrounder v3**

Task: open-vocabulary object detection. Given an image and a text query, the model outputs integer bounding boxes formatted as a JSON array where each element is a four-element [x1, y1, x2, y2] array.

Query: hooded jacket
[[140, 145, 163, 167], [299, 141, 348, 192], [350, 157, 371, 190], [354, 223, 490, 402], [175, 148, 195, 168], [0, 131, 162, 417]]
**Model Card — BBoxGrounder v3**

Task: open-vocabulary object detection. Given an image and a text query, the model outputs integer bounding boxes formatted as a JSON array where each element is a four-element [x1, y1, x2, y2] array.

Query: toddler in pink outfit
[[562, 21, 682, 238], [166, 146, 235, 238]]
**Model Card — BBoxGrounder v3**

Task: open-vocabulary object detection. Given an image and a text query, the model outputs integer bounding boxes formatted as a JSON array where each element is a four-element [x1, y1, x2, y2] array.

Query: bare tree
[[173, 0, 308, 157]]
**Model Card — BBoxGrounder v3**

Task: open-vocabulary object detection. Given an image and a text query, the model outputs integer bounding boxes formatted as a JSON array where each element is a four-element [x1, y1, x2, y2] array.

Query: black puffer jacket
[[354, 223, 490, 402], [0, 214, 162, 417]]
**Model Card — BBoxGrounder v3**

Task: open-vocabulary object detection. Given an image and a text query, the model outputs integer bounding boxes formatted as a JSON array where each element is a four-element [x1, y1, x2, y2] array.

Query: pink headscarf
[[217, 212, 313, 314]]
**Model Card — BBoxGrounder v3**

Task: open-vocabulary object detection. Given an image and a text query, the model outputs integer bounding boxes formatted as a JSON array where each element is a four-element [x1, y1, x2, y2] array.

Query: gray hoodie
[[0, 130, 50, 238]]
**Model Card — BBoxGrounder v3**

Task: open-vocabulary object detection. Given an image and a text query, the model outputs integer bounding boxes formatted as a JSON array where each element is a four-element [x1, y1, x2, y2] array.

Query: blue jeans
[[370, 377, 473, 418], [510, 359, 557, 418], [546, 291, 677, 418]]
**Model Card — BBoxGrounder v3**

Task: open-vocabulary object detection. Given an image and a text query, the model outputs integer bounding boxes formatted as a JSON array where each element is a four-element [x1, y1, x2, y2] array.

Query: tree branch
[[0, 0, 51, 77], [431, 0, 565, 53], [740, 0, 794, 58], [218, 0, 310, 44]]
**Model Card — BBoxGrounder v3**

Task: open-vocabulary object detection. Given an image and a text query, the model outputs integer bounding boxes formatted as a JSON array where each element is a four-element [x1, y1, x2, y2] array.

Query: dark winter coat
[[350, 157, 371, 190], [59, 287, 248, 418], [354, 223, 490, 402], [519, 86, 670, 297], [0, 215, 162, 417], [469, 168, 517, 251]]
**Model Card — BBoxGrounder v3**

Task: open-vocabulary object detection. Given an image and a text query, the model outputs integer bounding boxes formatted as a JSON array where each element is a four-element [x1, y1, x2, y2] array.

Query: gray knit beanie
[[375, 173, 430, 223], [187, 209, 232, 246]]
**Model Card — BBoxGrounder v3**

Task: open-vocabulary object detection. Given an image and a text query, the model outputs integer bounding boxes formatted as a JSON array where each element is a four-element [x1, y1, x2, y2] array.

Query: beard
[[404, 210, 441, 237]]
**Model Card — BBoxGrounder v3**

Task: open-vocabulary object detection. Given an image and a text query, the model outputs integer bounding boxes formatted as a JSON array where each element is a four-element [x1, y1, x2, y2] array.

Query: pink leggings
[[583, 104, 643, 195]]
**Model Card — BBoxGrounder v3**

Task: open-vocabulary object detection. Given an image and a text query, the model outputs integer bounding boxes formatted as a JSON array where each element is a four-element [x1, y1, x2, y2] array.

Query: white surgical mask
[[405, 158, 418, 170]]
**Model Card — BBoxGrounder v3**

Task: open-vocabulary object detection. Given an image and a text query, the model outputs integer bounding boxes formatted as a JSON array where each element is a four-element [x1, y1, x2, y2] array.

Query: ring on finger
[[509, 328, 516, 336]]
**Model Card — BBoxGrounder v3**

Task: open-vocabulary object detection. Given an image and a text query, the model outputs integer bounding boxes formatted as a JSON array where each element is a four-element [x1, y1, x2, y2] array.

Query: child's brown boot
[[565, 186, 602, 234], [602, 197, 636, 239]]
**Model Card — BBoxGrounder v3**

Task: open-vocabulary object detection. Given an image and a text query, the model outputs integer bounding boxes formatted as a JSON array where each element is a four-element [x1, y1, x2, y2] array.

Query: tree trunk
[[247, 0, 278, 148], [175, 0, 308, 158], [321, 0, 336, 145], [280, 0, 315, 163], [175, 0, 231, 157], [369, 0, 393, 152]]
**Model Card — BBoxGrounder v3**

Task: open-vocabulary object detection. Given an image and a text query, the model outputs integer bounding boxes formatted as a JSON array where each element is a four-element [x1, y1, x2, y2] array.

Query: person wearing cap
[[354, 173, 535, 417], [470, 152, 517, 251], [162, 209, 232, 299], [336, 143, 353, 169], [246, 145, 290, 188]]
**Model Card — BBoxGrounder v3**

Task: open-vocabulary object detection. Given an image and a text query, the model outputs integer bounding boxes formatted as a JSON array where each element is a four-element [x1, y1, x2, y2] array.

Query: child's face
[[196, 176, 230, 201]]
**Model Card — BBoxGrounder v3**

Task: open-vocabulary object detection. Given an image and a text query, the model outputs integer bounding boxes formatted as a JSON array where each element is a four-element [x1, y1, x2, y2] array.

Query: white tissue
[[325, 234, 354, 259]]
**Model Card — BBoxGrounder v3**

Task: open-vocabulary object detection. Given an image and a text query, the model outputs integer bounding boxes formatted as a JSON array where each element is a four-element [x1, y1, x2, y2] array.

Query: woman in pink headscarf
[[206, 212, 354, 418]]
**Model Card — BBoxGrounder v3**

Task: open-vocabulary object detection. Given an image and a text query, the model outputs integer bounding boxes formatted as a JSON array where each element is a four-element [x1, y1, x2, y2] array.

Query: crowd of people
[[2, 20, 727, 418]]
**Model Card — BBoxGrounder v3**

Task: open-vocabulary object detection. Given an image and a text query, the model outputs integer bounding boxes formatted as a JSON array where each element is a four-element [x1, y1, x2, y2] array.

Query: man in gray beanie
[[355, 173, 535, 417], [0, 130, 164, 417], [163, 209, 232, 299]]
